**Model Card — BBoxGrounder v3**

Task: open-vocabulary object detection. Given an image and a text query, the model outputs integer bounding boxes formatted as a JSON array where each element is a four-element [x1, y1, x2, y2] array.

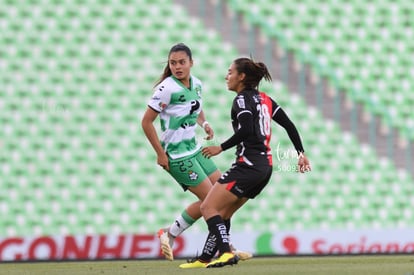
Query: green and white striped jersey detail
[[148, 75, 203, 159]]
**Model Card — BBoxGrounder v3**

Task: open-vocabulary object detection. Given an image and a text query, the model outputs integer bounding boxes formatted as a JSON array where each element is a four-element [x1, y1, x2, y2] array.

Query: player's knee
[[200, 200, 214, 218], [199, 201, 207, 216]]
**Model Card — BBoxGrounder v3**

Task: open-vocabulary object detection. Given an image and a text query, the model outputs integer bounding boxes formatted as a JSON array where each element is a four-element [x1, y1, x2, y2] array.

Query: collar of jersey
[[172, 75, 193, 91]]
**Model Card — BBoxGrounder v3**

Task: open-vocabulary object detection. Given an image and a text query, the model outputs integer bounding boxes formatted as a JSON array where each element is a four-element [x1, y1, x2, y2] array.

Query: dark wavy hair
[[155, 43, 193, 86]]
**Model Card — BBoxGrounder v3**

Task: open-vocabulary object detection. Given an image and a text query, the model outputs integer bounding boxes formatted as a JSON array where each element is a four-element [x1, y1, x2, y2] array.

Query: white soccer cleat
[[230, 243, 253, 261], [157, 229, 174, 261], [232, 249, 253, 261]]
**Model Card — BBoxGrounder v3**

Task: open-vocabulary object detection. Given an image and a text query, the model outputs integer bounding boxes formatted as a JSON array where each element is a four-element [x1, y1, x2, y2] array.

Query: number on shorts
[[178, 159, 193, 172]]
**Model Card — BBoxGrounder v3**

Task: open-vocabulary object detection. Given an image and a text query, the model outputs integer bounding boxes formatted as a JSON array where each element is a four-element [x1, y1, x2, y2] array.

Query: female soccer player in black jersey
[[186, 57, 311, 268]]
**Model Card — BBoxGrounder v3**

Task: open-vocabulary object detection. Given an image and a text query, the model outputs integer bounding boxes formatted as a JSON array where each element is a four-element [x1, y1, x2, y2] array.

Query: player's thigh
[[201, 183, 239, 218], [195, 150, 220, 183], [188, 178, 212, 201], [208, 170, 221, 185]]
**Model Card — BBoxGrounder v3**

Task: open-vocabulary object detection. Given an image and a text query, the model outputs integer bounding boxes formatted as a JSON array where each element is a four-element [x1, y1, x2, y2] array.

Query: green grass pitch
[[1, 255, 413, 275]]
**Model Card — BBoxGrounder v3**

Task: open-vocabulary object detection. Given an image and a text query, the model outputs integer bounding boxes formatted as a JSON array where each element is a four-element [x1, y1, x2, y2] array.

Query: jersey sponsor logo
[[195, 86, 201, 97], [189, 100, 200, 114], [237, 98, 245, 109], [188, 170, 198, 180], [158, 102, 167, 110], [180, 122, 196, 129], [178, 95, 186, 102]]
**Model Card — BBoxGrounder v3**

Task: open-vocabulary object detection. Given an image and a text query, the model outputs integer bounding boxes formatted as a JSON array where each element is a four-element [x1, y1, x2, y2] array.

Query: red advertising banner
[[0, 234, 185, 261], [1, 229, 413, 261]]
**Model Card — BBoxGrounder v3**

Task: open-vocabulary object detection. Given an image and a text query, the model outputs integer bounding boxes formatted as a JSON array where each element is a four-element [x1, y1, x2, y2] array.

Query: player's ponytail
[[156, 64, 172, 87], [234, 57, 272, 90], [256, 62, 272, 82]]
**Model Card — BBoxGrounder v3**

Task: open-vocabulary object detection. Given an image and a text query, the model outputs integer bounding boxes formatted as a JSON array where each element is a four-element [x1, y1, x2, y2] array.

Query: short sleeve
[[148, 83, 171, 113]]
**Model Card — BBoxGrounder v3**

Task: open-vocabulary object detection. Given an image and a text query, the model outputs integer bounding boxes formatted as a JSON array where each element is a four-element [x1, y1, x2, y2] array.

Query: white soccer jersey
[[148, 75, 203, 159]]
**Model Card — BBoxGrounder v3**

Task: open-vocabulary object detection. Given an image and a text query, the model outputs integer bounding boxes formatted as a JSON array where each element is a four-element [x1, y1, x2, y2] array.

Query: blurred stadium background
[[0, 0, 413, 260]]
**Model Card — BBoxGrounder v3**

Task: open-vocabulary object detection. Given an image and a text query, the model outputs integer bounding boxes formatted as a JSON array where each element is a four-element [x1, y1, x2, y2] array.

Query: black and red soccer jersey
[[220, 89, 271, 165], [220, 89, 304, 166]]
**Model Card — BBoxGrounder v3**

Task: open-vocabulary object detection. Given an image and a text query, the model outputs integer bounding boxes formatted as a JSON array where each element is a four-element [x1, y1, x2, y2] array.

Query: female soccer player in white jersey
[[182, 57, 311, 268], [141, 44, 250, 262]]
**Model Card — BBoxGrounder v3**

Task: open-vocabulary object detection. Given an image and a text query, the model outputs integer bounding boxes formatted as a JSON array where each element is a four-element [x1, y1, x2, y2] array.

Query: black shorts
[[218, 161, 273, 199]]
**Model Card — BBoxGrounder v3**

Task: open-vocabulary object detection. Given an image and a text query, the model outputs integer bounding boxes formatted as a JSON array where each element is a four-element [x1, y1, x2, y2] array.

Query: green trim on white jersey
[[148, 75, 203, 159]]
